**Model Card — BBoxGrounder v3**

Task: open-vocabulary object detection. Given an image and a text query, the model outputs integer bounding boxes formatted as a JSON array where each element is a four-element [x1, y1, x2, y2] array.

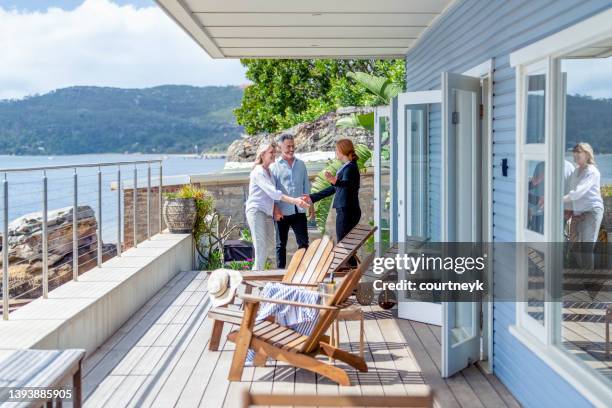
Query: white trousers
[[246, 209, 276, 271]]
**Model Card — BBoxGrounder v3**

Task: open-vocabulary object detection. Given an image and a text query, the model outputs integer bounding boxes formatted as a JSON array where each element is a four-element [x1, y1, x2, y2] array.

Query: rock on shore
[[226, 106, 373, 162], [0, 205, 116, 298]]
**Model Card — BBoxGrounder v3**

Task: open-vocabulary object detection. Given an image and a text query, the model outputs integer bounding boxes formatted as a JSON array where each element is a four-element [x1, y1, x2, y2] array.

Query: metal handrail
[[1, 159, 164, 319], [0, 159, 162, 173]]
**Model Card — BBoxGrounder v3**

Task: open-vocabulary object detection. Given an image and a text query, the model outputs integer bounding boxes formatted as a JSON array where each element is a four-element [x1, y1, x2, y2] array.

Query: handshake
[[275, 194, 315, 221]]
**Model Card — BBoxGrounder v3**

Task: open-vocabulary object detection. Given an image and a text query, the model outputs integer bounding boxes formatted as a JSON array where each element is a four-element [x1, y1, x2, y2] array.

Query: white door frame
[[396, 90, 442, 326], [464, 59, 494, 373]]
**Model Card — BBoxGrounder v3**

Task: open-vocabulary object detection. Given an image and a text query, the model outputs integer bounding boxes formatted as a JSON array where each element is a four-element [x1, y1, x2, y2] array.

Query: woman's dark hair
[[336, 139, 358, 161]]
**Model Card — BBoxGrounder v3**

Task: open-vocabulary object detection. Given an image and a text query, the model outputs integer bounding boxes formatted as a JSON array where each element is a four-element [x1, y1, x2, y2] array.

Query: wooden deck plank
[[394, 319, 459, 408], [174, 323, 232, 408], [345, 306, 383, 398], [416, 322, 485, 408], [362, 306, 408, 396]]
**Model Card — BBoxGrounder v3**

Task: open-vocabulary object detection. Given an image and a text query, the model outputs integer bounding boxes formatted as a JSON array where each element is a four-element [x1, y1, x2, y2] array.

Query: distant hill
[[566, 94, 612, 153], [0, 85, 244, 155]]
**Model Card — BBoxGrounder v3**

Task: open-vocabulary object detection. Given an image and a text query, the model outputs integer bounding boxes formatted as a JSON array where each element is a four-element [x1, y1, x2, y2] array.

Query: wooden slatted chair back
[[282, 237, 330, 284], [318, 224, 376, 280], [299, 252, 375, 354]]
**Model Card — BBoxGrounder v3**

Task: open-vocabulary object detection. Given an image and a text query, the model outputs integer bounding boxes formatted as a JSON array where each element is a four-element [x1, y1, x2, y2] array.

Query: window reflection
[[526, 74, 546, 144], [559, 54, 611, 385], [527, 160, 545, 234]]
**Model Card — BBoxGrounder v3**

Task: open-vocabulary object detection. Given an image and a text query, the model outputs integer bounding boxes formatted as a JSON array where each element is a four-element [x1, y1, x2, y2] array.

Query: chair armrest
[[241, 269, 286, 281], [276, 282, 318, 287], [239, 294, 338, 311]]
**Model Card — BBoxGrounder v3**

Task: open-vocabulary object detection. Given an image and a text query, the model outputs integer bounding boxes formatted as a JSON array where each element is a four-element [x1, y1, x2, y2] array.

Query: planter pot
[[163, 198, 197, 233]]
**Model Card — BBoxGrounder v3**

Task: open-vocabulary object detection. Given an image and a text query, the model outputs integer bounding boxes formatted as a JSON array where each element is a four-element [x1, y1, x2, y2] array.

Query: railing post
[[117, 167, 122, 257], [42, 171, 48, 298], [3, 175, 9, 320], [72, 170, 78, 281], [159, 164, 163, 234], [147, 163, 151, 240], [97, 167, 102, 267], [133, 166, 137, 248]]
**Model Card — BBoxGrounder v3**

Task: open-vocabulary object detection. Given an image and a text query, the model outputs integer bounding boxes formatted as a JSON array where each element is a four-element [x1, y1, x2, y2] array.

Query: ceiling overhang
[[155, 0, 454, 59]]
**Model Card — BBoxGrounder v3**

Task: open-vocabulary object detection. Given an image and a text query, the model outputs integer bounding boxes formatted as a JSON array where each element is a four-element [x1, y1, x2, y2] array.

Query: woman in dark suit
[[305, 139, 361, 243]]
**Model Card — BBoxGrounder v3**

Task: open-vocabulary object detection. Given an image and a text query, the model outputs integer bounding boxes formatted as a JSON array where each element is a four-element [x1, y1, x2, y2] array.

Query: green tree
[[234, 59, 406, 135]]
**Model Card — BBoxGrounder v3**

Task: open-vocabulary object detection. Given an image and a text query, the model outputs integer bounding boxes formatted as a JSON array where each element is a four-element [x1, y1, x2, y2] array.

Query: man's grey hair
[[277, 133, 294, 144]]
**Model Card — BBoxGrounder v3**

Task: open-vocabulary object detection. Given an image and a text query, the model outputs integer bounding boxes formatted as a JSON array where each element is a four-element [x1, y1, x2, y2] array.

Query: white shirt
[[245, 165, 283, 216], [566, 164, 604, 213]]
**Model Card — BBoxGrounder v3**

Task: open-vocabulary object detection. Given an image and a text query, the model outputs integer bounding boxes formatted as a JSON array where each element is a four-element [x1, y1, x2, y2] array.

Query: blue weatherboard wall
[[404, 0, 612, 407]]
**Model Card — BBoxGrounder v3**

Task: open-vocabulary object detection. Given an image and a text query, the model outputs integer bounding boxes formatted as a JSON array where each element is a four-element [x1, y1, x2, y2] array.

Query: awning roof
[[155, 0, 453, 59]]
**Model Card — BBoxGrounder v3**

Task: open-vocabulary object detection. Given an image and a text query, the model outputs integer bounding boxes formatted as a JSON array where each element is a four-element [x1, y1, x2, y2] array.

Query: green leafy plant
[[164, 185, 239, 270], [336, 71, 404, 133], [234, 59, 405, 135], [225, 259, 254, 271], [311, 143, 372, 234], [239, 227, 252, 243]]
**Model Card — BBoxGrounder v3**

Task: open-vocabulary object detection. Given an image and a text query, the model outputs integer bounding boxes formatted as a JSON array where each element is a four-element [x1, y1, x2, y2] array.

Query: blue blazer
[[310, 160, 360, 209]]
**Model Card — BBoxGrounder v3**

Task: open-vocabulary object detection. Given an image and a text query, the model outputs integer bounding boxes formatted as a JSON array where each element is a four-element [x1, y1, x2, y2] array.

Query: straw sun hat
[[207, 269, 243, 307]]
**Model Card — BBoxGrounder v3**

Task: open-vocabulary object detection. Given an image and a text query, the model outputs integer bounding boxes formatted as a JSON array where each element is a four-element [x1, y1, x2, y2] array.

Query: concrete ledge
[[0, 233, 193, 358]]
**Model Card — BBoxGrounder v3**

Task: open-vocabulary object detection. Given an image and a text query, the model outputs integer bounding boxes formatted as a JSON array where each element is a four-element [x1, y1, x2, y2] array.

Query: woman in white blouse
[[564, 143, 604, 243], [246, 142, 310, 270]]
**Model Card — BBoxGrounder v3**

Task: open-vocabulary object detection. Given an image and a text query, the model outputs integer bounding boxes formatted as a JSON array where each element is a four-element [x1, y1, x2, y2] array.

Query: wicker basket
[[163, 198, 197, 233]]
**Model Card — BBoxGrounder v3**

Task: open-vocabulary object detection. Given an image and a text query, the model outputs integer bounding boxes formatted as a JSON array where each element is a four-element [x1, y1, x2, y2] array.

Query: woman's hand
[[324, 170, 337, 184]]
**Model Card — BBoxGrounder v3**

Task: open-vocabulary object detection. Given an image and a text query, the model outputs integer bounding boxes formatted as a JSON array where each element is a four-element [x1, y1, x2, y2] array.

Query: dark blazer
[[310, 160, 360, 209]]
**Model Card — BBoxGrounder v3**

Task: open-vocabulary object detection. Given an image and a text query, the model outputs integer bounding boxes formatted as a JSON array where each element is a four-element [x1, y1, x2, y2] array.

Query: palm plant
[[335, 72, 403, 132]]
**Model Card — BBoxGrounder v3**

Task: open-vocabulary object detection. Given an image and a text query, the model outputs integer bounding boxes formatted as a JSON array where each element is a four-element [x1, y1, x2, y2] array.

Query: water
[[0, 154, 225, 242], [566, 153, 612, 184]]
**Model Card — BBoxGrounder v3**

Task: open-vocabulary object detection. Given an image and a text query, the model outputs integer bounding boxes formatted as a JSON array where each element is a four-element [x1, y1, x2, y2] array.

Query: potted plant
[[163, 185, 201, 233]]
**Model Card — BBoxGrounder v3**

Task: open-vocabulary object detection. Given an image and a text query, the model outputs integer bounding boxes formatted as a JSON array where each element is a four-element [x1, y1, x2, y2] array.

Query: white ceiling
[[155, 0, 454, 59]]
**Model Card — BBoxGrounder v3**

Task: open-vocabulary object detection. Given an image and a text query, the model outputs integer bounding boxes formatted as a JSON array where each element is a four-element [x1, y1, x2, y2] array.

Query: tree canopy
[[234, 59, 406, 135]]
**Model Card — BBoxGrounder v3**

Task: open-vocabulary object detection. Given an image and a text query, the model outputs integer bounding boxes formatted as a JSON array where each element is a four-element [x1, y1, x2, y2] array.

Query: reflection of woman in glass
[[564, 143, 604, 243], [528, 162, 545, 234]]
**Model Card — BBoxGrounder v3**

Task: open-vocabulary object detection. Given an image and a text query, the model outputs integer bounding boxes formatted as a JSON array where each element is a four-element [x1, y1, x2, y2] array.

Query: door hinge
[[480, 104, 484, 119], [452, 112, 460, 124]]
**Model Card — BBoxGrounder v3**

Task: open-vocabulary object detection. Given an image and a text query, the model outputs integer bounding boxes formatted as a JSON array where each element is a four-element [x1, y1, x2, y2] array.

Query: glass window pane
[[379, 116, 391, 252], [409, 107, 428, 237], [527, 160, 545, 234], [527, 247, 545, 326], [558, 53, 611, 387], [526, 74, 546, 144]]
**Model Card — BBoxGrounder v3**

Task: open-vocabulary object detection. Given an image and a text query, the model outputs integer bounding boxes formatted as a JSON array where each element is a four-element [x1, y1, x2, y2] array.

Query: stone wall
[[123, 168, 376, 254]]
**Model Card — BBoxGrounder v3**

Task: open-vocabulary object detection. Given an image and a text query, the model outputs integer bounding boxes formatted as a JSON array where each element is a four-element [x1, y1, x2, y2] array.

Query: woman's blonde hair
[[254, 140, 277, 166], [572, 142, 596, 165], [336, 138, 358, 161]]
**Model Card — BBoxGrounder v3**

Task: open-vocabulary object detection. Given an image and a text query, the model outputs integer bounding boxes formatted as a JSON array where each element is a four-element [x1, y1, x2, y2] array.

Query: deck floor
[[80, 270, 520, 408]]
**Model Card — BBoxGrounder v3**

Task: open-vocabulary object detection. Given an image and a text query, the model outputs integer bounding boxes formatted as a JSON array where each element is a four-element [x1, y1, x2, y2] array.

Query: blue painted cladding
[[404, 0, 612, 407]]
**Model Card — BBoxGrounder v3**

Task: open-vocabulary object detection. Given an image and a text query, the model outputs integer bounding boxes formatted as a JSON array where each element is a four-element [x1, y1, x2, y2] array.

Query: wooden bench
[[240, 389, 433, 407], [0, 349, 85, 408]]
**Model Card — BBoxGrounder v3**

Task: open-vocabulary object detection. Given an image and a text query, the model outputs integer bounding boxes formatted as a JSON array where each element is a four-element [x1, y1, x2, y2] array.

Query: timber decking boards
[[78, 270, 519, 408]]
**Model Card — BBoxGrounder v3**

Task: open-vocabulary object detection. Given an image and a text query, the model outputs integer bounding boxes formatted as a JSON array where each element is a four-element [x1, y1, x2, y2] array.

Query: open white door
[[441, 72, 482, 377], [395, 90, 442, 326]]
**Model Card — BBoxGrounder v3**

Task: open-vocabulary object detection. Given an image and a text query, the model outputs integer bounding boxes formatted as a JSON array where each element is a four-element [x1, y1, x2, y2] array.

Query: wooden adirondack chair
[[226, 252, 375, 386], [207, 224, 376, 351]]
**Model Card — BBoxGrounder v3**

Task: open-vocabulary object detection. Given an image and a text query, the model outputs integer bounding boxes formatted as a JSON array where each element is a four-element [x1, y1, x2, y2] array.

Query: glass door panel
[[441, 72, 482, 378]]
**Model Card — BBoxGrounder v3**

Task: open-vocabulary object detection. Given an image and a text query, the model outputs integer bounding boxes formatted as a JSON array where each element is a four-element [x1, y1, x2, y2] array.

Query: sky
[[0, 0, 248, 99], [0, 1, 610, 100]]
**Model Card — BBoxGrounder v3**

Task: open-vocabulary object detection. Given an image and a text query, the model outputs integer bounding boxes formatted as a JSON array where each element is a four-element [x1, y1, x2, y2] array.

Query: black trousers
[[335, 207, 361, 267], [275, 212, 309, 268]]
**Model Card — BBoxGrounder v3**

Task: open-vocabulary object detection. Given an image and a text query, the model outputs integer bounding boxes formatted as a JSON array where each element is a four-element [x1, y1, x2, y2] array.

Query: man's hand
[[273, 206, 283, 221], [301, 194, 312, 205]]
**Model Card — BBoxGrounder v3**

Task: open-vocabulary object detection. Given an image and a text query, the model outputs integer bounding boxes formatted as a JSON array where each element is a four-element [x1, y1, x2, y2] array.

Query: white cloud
[[562, 57, 612, 99], [0, 0, 247, 99]]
